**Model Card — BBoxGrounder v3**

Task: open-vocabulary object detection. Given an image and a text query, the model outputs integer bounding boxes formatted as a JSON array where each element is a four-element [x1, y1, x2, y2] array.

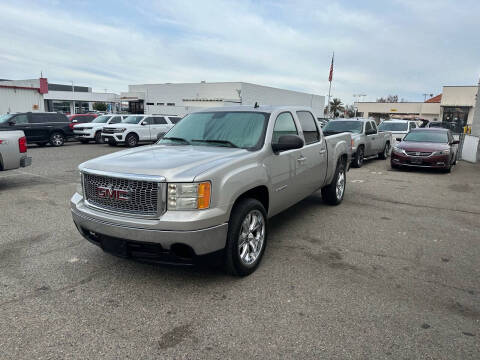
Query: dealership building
[[356, 85, 478, 134], [0, 78, 121, 114], [120, 81, 325, 116]]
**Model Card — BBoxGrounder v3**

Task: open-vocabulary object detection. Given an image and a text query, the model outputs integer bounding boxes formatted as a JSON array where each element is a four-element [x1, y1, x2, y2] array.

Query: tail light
[[19, 136, 27, 153]]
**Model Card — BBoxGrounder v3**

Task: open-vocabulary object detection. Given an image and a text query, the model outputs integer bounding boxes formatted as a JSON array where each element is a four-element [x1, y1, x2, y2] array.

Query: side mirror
[[7, 120, 15, 126], [141, 121, 147, 126], [272, 135, 304, 153], [396, 138, 402, 142], [451, 140, 460, 145], [365, 129, 376, 135]]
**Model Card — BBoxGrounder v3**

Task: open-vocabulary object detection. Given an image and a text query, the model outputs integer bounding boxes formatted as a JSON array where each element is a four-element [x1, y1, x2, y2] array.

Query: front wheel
[[225, 198, 267, 276], [49, 132, 65, 147], [125, 133, 139, 147], [321, 159, 346, 205], [94, 131, 103, 144]]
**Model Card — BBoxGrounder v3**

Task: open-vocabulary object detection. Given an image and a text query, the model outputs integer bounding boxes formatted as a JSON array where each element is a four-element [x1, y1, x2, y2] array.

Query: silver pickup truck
[[71, 106, 351, 276], [0, 130, 32, 171], [322, 118, 392, 168]]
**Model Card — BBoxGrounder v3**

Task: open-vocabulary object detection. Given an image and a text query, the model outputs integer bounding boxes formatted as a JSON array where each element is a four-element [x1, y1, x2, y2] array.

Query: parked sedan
[[391, 128, 459, 172]]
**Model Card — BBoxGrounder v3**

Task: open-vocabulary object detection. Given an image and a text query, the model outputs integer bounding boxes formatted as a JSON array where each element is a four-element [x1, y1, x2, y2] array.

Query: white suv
[[73, 114, 127, 144], [101, 114, 180, 147], [377, 119, 418, 144]]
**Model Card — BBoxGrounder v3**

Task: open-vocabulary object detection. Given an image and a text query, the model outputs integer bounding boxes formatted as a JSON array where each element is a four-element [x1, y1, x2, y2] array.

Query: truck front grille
[[83, 173, 164, 217], [102, 128, 116, 134]]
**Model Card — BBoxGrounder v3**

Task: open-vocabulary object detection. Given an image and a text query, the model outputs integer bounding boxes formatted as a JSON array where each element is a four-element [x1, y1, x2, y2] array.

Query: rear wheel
[[378, 142, 390, 159], [352, 146, 364, 168], [125, 133, 139, 147], [49, 132, 65, 147], [225, 198, 267, 276], [94, 131, 103, 144], [321, 159, 346, 205]]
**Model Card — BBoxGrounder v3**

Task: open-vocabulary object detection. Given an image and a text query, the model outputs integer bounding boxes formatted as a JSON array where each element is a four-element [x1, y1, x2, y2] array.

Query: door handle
[[297, 156, 306, 163], [319, 149, 326, 154]]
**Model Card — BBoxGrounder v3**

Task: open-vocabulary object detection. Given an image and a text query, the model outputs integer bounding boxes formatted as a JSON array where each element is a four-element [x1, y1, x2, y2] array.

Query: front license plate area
[[410, 157, 422, 165], [102, 237, 128, 257]]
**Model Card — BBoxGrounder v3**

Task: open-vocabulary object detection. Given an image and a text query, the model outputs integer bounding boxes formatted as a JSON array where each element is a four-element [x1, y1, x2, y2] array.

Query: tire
[[49, 132, 65, 147], [224, 198, 267, 276], [378, 142, 390, 159], [352, 146, 364, 168], [94, 131, 103, 144], [79, 139, 89, 144], [321, 159, 346, 205], [125, 133, 139, 147]]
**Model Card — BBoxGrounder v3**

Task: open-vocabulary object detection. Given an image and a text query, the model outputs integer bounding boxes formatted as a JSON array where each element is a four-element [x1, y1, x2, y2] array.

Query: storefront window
[[442, 106, 469, 134], [52, 101, 70, 113]]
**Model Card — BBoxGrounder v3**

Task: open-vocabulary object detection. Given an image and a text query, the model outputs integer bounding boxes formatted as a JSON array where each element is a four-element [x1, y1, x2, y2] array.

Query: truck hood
[[79, 144, 250, 182]]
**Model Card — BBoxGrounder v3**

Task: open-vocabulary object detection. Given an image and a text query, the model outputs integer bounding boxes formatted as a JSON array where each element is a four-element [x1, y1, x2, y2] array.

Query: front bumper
[[74, 129, 95, 139], [391, 152, 450, 168], [102, 133, 125, 143]]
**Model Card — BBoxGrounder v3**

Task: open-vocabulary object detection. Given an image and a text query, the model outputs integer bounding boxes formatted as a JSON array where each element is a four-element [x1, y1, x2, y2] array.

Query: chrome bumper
[[71, 208, 228, 255]]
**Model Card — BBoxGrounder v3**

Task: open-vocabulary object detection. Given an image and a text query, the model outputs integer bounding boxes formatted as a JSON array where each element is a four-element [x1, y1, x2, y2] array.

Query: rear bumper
[[391, 152, 450, 169], [71, 207, 228, 258], [20, 156, 32, 168]]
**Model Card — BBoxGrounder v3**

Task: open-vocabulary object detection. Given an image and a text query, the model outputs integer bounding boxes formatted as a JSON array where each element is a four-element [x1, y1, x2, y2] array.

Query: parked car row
[[0, 112, 182, 148]]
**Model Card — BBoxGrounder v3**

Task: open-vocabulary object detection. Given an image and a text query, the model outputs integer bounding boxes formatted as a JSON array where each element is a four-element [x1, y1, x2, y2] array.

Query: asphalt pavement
[[1, 142, 479, 359]]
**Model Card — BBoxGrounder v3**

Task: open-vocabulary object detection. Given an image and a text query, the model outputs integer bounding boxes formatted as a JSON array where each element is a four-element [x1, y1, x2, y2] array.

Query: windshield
[[0, 114, 15, 123], [403, 131, 448, 143], [122, 116, 144, 124], [322, 121, 363, 134], [91, 115, 111, 123], [159, 111, 268, 149], [378, 122, 408, 132]]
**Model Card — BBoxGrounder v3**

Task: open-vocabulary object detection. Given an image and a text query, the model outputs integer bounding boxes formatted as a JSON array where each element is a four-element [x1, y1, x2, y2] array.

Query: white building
[[120, 82, 325, 116], [0, 78, 121, 114], [355, 84, 478, 133]]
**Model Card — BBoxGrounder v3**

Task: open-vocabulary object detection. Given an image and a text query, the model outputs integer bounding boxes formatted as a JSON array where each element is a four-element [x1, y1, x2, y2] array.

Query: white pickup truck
[[0, 130, 31, 171]]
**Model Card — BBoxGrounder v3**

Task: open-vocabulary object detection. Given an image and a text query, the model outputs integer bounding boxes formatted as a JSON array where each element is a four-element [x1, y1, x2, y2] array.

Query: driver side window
[[272, 112, 298, 143], [13, 114, 28, 124], [143, 117, 153, 125]]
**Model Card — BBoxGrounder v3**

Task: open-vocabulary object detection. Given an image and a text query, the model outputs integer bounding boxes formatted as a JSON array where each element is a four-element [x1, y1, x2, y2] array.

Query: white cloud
[[0, 0, 478, 104]]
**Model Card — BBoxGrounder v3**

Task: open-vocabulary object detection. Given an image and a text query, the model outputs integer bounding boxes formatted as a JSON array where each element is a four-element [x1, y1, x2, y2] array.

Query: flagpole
[[327, 79, 332, 118], [326, 51, 334, 118]]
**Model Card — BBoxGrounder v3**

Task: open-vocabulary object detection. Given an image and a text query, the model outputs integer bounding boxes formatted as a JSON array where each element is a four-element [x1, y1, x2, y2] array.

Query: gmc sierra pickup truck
[[0, 130, 31, 171], [323, 118, 392, 168], [71, 106, 351, 276]]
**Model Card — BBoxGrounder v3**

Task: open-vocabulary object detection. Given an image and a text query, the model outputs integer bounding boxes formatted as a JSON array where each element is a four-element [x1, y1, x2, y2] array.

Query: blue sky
[[0, 0, 479, 104]]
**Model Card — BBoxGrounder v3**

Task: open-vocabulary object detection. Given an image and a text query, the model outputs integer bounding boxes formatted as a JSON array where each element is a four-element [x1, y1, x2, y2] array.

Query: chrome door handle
[[297, 156, 306, 163]]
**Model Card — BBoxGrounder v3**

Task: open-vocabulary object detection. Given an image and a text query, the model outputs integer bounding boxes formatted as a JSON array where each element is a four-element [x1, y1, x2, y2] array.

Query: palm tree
[[329, 98, 345, 117]]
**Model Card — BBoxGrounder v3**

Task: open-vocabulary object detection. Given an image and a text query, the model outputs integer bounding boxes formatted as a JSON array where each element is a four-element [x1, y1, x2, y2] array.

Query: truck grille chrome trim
[[82, 170, 166, 218]]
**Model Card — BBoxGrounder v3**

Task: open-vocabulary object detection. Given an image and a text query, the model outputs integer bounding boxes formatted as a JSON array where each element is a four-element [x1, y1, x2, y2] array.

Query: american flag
[[328, 52, 334, 82]]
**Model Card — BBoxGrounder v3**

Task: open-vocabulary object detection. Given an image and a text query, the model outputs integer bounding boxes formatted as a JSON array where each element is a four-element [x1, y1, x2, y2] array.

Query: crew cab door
[[364, 121, 378, 156], [296, 111, 327, 192], [267, 112, 304, 214]]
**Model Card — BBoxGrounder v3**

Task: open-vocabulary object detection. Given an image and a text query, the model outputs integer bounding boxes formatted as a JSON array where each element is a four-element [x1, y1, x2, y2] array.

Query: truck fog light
[[167, 182, 211, 210]]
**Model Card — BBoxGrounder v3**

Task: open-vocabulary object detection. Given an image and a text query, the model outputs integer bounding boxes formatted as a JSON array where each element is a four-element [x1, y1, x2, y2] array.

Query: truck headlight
[[167, 182, 211, 210], [432, 149, 450, 156], [117, 128, 127, 133], [77, 171, 84, 196]]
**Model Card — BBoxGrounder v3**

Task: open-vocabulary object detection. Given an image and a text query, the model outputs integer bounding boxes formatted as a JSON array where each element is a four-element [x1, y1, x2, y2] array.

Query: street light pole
[[71, 81, 75, 115]]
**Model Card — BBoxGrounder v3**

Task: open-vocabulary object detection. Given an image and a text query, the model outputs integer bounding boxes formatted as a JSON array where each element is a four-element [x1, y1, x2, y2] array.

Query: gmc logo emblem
[[97, 186, 130, 201]]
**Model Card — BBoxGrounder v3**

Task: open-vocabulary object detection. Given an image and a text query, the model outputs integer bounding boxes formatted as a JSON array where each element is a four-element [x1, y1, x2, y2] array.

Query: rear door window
[[410, 122, 417, 129], [153, 117, 167, 124], [110, 116, 122, 124], [143, 117, 154, 125], [273, 112, 298, 143], [296, 111, 320, 144], [169, 117, 182, 124]]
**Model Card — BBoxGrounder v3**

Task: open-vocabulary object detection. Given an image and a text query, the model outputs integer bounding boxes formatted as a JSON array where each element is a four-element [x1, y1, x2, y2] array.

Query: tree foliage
[[329, 98, 345, 117], [93, 102, 107, 111], [376, 95, 398, 103]]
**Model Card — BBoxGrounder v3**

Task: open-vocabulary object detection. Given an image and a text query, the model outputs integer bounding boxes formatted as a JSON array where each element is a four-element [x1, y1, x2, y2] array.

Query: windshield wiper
[[191, 139, 239, 148], [162, 137, 191, 144]]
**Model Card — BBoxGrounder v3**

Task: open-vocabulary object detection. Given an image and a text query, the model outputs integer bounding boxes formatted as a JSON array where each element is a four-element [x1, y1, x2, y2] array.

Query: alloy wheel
[[238, 210, 265, 266], [336, 169, 345, 200]]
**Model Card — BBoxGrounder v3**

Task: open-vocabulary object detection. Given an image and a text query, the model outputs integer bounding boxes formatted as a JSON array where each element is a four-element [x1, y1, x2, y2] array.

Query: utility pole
[[71, 81, 75, 115]]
